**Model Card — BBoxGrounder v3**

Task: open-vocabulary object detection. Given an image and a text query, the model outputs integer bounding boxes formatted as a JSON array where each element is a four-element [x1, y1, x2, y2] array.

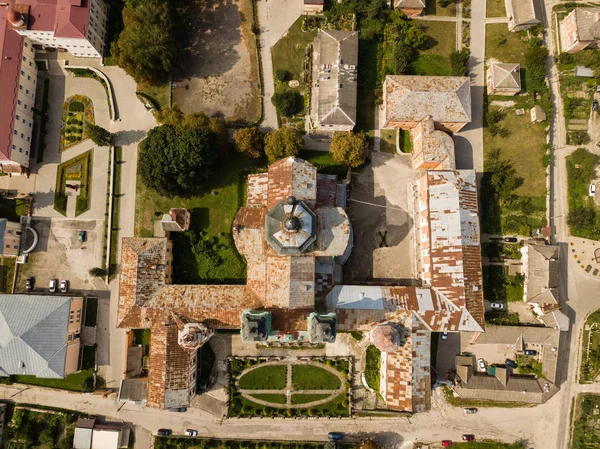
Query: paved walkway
[[236, 360, 346, 408], [456, 1, 463, 51], [569, 237, 600, 279]]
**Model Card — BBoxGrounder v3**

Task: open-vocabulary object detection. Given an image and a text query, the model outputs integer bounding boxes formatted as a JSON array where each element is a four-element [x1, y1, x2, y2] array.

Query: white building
[[0, 0, 108, 174]]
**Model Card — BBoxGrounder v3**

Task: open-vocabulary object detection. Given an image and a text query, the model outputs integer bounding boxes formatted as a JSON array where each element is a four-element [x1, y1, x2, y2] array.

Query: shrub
[[69, 101, 84, 112], [449, 48, 470, 76], [493, 34, 507, 46], [264, 127, 303, 163], [54, 194, 67, 213], [272, 91, 301, 116], [89, 267, 107, 277], [275, 69, 289, 82], [569, 131, 590, 145], [438, 0, 456, 6]]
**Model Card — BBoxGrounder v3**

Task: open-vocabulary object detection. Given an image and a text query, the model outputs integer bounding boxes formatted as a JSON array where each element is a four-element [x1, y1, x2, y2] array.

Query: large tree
[[234, 127, 264, 158], [384, 11, 427, 75], [264, 127, 303, 163], [138, 125, 219, 195], [86, 123, 112, 147], [112, 2, 182, 84], [330, 131, 367, 168]]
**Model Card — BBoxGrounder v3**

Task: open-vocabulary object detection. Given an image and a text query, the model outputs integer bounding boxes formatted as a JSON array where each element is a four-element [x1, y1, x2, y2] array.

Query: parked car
[[590, 183, 596, 197], [185, 429, 198, 437], [60, 280, 69, 294], [441, 441, 453, 447], [462, 435, 475, 442], [157, 429, 172, 436], [477, 358, 486, 372], [504, 237, 518, 243], [441, 332, 448, 340], [505, 359, 518, 369], [25, 277, 33, 291], [328, 433, 343, 441], [49, 279, 57, 293], [593, 99, 599, 111], [524, 349, 538, 356], [491, 302, 504, 310], [79, 230, 86, 242], [464, 408, 478, 414]]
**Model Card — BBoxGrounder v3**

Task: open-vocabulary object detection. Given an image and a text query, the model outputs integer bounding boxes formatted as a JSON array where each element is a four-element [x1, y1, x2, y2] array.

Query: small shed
[[575, 66, 595, 78], [531, 105, 547, 123]]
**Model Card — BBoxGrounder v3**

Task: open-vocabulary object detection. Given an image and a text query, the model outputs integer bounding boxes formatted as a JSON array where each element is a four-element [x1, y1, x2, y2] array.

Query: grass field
[[485, 24, 529, 66], [292, 365, 341, 390], [291, 393, 332, 404], [409, 20, 456, 76], [249, 393, 287, 404], [483, 266, 525, 304], [238, 365, 288, 390], [425, 0, 457, 17], [486, 0, 507, 17], [13, 369, 95, 392], [231, 391, 349, 418], [137, 81, 170, 111], [299, 149, 347, 175], [571, 393, 600, 449], [380, 129, 397, 154], [135, 151, 263, 284]]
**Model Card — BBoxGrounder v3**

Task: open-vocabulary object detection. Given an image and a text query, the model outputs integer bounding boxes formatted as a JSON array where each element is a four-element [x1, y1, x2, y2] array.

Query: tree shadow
[[114, 129, 146, 147]]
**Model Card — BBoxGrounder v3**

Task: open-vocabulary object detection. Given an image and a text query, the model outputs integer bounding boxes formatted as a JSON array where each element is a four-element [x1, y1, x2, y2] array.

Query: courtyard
[[171, 0, 260, 122], [344, 152, 415, 283]]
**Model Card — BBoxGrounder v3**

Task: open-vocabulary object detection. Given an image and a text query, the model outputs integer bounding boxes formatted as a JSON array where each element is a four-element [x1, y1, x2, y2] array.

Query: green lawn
[[238, 365, 288, 390], [291, 393, 332, 404], [409, 20, 456, 76], [486, 0, 507, 17], [0, 198, 27, 221], [292, 365, 341, 390], [485, 24, 529, 66], [12, 369, 95, 392], [1, 257, 15, 294], [299, 149, 347, 175], [580, 310, 600, 383], [380, 129, 397, 154], [82, 346, 96, 370], [133, 328, 151, 347], [249, 393, 287, 404], [364, 345, 381, 391], [230, 391, 349, 418], [425, 0, 457, 17], [84, 297, 98, 327], [571, 394, 600, 449], [137, 81, 170, 111], [135, 151, 263, 284]]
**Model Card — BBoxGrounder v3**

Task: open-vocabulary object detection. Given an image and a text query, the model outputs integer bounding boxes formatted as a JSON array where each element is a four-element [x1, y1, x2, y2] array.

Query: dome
[[370, 324, 401, 353], [283, 216, 301, 232], [286, 196, 297, 206], [7, 9, 25, 27]]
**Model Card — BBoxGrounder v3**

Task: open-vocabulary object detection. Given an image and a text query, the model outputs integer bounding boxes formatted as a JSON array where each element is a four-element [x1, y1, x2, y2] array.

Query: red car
[[442, 441, 453, 447], [462, 435, 475, 441]]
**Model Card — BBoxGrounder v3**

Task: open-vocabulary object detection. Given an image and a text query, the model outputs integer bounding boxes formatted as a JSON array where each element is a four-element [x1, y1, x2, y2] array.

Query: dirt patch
[[344, 153, 415, 283], [172, 0, 260, 122]]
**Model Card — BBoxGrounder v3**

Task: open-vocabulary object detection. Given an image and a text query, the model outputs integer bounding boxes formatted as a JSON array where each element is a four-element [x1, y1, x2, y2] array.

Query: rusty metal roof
[[411, 117, 456, 170]]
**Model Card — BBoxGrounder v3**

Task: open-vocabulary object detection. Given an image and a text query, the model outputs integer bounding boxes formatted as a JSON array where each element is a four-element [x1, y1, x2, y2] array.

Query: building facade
[[0, 218, 23, 256]]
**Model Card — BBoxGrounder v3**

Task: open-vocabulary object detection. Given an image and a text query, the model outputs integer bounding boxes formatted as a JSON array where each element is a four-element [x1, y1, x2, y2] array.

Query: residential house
[[560, 7, 600, 54], [382, 75, 471, 133], [505, 0, 541, 31], [394, 0, 426, 16], [0, 0, 108, 174], [303, 0, 324, 14], [0, 218, 23, 256], [311, 30, 358, 132], [0, 295, 83, 378], [530, 105, 546, 122], [486, 63, 521, 96], [161, 208, 191, 233], [74, 418, 130, 449]]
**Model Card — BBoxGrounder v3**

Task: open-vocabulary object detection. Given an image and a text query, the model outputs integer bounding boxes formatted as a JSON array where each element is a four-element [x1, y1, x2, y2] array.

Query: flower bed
[[54, 150, 93, 216], [60, 95, 95, 151]]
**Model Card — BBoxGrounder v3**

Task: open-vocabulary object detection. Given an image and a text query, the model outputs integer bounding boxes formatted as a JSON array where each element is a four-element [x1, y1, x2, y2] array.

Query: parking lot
[[344, 152, 416, 283], [16, 218, 106, 294]]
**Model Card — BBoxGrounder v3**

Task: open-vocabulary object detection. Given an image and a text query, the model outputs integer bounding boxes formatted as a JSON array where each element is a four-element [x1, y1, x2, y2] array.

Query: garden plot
[[60, 95, 94, 151]]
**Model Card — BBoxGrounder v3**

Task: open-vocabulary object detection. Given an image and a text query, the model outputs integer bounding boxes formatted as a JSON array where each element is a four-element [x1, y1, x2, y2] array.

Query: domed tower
[[170, 312, 214, 351], [7, 9, 25, 28]]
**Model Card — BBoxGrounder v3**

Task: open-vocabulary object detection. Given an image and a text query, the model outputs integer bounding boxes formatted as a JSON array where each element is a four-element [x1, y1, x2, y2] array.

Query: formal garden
[[60, 95, 95, 151], [53, 150, 93, 216], [228, 358, 352, 418]]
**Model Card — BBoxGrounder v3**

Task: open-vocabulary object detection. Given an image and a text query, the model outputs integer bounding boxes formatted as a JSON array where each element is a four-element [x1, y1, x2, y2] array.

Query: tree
[[275, 69, 288, 82], [271, 91, 300, 116], [89, 267, 107, 277], [234, 127, 264, 158], [139, 124, 219, 195], [155, 106, 229, 150], [112, 3, 182, 84], [330, 131, 367, 168], [449, 49, 470, 76], [568, 207, 596, 229], [384, 12, 428, 75], [438, 0, 457, 6], [86, 123, 112, 146], [525, 43, 549, 93], [264, 127, 303, 163]]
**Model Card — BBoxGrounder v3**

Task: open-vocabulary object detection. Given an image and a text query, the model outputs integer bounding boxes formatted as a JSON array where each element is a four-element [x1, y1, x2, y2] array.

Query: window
[[7, 230, 12, 235], [24, 105, 27, 109], [19, 85, 22, 90], [13, 245, 18, 249], [24, 42, 28, 47], [25, 151, 28, 156], [22, 56, 26, 62], [27, 137, 30, 142], [29, 123, 32, 128], [19, 148, 22, 153], [25, 89, 29, 94], [13, 130, 17, 135], [20, 70, 24, 76], [20, 133, 24, 138], [27, 75, 30, 81], [29, 62, 32, 67], [17, 100, 21, 105], [11, 145, 15, 150], [16, 115, 19, 120], [16, 231, 21, 236], [22, 119, 25, 124]]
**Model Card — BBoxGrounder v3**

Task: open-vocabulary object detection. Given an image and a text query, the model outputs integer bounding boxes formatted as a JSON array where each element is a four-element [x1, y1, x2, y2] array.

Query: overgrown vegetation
[[443, 386, 533, 408], [580, 310, 600, 383], [571, 394, 600, 449], [566, 148, 600, 240], [364, 345, 381, 391], [516, 355, 544, 378], [155, 438, 347, 449], [483, 266, 525, 304]]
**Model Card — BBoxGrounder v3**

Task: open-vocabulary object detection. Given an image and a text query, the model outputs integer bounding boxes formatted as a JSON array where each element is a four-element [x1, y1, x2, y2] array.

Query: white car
[[49, 279, 57, 293], [590, 183, 596, 197], [477, 358, 486, 372], [491, 302, 504, 310], [185, 429, 198, 437], [441, 332, 448, 340]]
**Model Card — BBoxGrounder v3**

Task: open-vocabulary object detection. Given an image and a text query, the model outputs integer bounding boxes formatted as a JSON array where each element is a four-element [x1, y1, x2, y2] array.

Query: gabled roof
[[526, 244, 559, 300], [506, 0, 541, 27], [384, 75, 471, 124], [0, 294, 72, 378], [490, 63, 521, 90], [312, 30, 358, 127], [573, 8, 600, 42]]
